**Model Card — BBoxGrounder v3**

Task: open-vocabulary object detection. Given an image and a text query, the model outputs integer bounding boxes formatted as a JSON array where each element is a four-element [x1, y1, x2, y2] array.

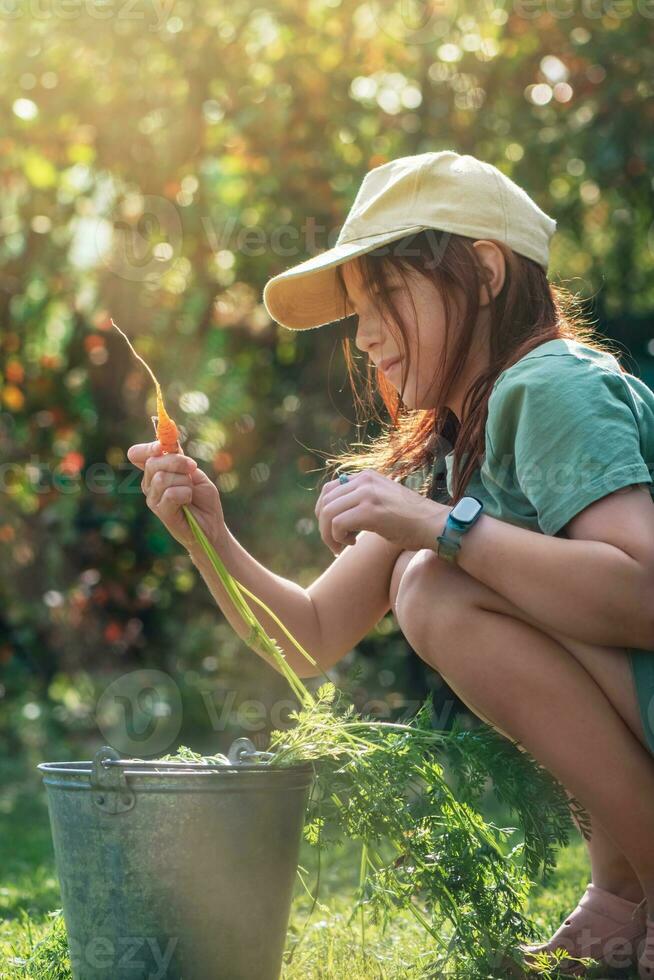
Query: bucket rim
[[36, 759, 315, 776]]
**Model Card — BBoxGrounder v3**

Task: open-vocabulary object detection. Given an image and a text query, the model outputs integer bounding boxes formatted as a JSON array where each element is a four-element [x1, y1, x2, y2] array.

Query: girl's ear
[[472, 240, 505, 306]]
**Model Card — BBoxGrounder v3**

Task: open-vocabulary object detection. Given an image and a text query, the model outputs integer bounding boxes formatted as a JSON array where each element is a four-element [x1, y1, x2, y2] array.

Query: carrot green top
[[429, 338, 654, 537]]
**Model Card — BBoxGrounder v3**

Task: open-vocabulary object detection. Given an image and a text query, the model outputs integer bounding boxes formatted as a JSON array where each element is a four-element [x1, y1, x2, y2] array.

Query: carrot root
[[111, 318, 181, 453]]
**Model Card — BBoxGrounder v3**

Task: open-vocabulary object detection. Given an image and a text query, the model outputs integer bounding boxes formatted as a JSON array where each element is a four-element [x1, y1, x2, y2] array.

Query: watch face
[[451, 496, 482, 524]]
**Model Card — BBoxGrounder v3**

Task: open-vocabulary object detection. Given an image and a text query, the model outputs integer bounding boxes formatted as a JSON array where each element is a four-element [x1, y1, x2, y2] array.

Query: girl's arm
[[189, 526, 404, 678], [425, 485, 654, 651]]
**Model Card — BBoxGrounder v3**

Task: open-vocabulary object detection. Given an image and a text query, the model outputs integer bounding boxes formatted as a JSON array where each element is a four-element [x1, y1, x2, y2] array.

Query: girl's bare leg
[[390, 550, 654, 907], [440, 649, 646, 902], [436, 659, 645, 903], [567, 794, 645, 903]]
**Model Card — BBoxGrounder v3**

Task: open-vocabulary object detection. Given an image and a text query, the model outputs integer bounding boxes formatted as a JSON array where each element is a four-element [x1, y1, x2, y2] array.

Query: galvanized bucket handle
[[97, 738, 275, 772], [61, 739, 282, 816], [90, 745, 136, 814]]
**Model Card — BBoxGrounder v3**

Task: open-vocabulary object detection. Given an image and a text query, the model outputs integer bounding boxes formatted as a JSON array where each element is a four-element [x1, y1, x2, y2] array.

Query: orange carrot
[[109, 316, 322, 701], [111, 318, 181, 454]]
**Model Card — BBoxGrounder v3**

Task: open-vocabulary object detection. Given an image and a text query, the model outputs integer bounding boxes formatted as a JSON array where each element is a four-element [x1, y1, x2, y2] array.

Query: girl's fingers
[[317, 486, 362, 553], [315, 478, 358, 521], [127, 441, 163, 468], [146, 471, 193, 510], [154, 484, 194, 519], [140, 453, 197, 492]]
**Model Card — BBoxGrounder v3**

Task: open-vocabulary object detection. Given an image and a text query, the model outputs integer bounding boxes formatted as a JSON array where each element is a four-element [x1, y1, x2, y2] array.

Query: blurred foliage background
[[1, 0, 653, 768]]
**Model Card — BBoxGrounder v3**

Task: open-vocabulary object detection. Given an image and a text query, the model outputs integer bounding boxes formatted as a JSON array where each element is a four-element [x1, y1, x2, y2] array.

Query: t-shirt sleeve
[[484, 355, 653, 536]]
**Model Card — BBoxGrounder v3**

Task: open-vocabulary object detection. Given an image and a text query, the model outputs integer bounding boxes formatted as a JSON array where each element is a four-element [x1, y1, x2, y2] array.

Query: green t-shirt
[[429, 338, 654, 537]]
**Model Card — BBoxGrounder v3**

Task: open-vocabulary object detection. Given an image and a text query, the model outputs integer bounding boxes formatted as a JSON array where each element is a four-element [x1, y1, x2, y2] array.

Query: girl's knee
[[389, 549, 419, 616], [391, 548, 477, 644]]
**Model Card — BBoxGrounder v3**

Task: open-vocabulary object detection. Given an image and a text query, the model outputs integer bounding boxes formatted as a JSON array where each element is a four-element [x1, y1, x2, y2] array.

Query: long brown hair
[[323, 229, 625, 504]]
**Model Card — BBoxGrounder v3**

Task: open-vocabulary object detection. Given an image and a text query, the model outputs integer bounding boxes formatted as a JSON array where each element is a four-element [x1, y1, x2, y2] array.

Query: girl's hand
[[315, 469, 450, 555], [127, 441, 227, 551]]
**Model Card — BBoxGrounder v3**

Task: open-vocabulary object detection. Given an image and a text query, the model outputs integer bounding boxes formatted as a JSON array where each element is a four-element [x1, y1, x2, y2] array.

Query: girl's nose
[[354, 325, 380, 355]]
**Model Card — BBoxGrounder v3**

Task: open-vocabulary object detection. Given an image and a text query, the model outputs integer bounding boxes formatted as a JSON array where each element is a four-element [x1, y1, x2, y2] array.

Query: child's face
[[341, 258, 454, 412]]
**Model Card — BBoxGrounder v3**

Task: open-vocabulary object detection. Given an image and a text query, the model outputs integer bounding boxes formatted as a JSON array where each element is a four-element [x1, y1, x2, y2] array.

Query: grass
[[0, 751, 642, 979]]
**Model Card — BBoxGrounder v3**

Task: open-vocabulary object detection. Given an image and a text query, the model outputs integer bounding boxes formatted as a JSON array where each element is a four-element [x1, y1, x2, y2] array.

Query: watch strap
[[436, 498, 484, 563], [436, 520, 465, 563]]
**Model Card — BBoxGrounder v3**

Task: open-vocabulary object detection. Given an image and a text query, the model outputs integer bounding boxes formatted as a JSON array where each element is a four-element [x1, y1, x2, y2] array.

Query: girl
[[129, 150, 654, 976]]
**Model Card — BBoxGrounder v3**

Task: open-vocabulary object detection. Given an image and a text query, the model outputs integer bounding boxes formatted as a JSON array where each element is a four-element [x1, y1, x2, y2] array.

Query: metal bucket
[[37, 739, 314, 980]]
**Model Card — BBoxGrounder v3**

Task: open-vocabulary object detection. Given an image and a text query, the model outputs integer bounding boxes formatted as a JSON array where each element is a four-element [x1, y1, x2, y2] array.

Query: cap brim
[[262, 226, 428, 330]]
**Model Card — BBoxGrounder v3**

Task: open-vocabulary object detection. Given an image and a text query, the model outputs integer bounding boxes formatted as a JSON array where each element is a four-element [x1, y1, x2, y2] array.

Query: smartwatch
[[436, 496, 484, 564]]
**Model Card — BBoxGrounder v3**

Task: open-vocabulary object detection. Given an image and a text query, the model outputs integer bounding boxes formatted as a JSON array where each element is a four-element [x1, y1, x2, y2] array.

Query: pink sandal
[[638, 914, 654, 978], [518, 883, 647, 975]]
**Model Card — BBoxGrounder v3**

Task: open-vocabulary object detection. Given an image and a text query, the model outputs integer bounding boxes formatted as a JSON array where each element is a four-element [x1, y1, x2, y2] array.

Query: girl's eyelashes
[[347, 284, 402, 319], [363, 286, 400, 309]]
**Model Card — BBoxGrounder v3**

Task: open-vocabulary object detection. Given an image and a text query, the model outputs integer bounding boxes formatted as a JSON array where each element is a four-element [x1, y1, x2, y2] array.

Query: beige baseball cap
[[262, 149, 557, 331]]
